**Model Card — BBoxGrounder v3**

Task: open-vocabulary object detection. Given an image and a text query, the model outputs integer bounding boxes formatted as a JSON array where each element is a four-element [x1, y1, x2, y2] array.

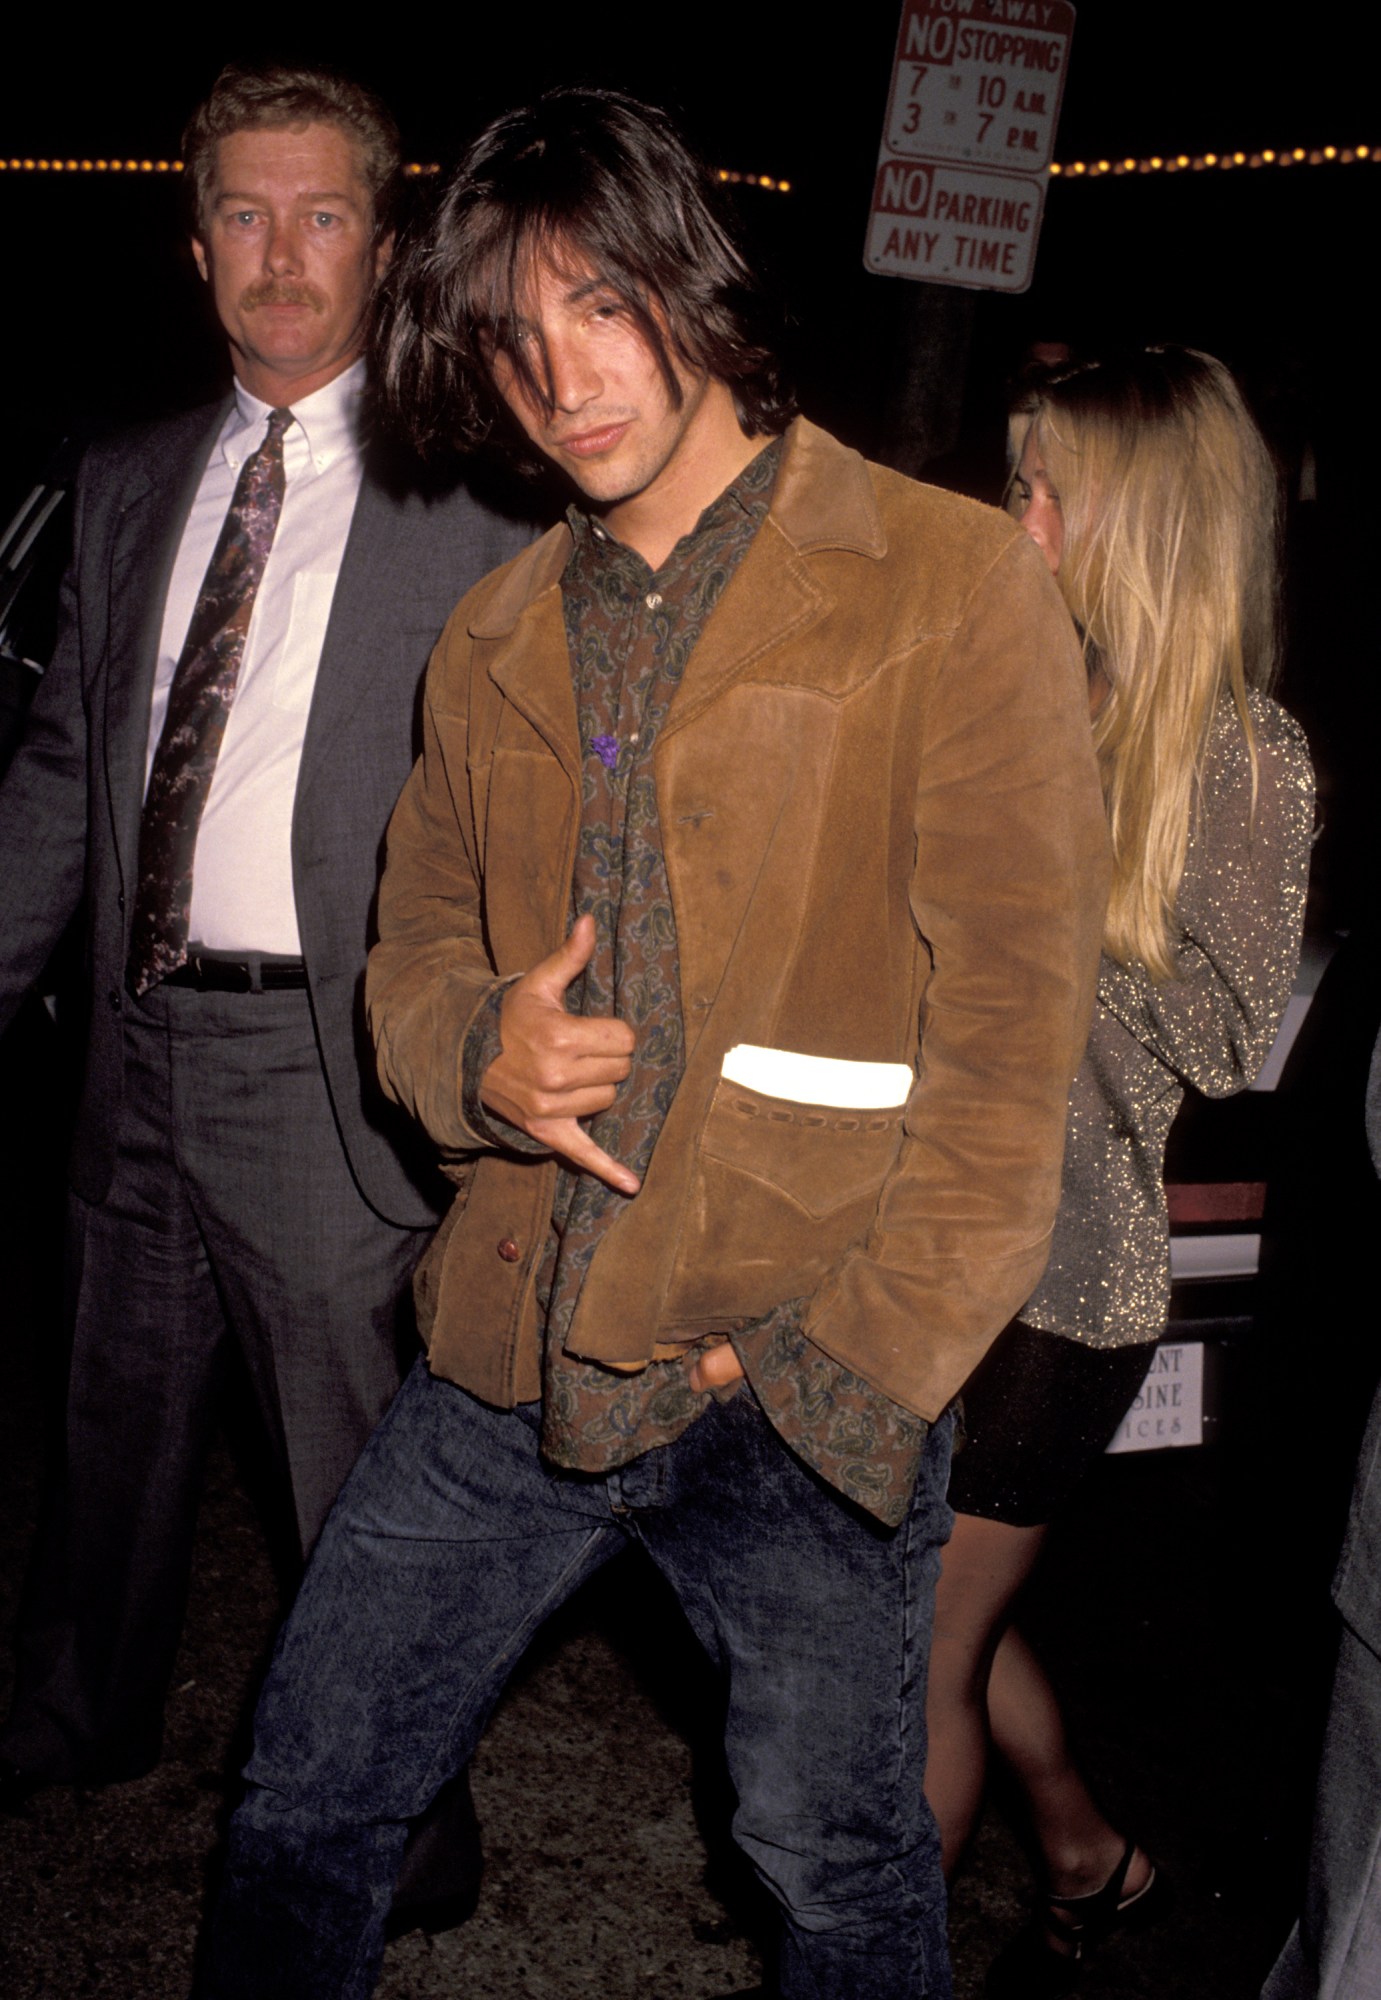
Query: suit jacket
[[0, 398, 528, 1227], [367, 418, 1111, 1420]]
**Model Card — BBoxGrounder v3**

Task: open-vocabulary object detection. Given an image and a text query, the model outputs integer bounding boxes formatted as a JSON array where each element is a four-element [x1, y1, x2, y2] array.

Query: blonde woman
[[924, 347, 1316, 1992]]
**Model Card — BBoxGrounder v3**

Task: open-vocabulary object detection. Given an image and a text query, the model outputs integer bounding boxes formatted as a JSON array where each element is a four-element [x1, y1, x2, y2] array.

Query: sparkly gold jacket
[[1025, 689, 1314, 1346], [366, 418, 1110, 1422]]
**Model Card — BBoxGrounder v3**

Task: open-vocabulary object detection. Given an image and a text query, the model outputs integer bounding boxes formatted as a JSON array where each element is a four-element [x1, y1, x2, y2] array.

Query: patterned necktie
[[126, 407, 293, 997]]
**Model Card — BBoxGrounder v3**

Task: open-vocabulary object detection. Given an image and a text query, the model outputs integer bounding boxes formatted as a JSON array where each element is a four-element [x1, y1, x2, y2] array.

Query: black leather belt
[[159, 954, 308, 993]]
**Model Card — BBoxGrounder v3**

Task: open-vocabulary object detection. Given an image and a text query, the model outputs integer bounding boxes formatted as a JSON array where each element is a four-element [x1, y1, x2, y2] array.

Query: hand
[[688, 1341, 746, 1393], [480, 915, 641, 1195]]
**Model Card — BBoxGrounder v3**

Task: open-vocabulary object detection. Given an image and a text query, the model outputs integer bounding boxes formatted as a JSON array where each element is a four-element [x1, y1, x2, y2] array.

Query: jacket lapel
[[473, 528, 582, 783], [103, 404, 229, 885], [295, 473, 399, 787], [658, 419, 883, 739], [657, 516, 829, 740]]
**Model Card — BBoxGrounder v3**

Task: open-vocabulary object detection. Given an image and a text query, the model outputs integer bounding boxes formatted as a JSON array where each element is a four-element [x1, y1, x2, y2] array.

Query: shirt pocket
[[273, 571, 340, 712]]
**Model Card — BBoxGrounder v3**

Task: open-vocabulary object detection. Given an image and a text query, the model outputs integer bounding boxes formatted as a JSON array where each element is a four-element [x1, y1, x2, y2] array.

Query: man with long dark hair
[[206, 89, 1109, 1999]]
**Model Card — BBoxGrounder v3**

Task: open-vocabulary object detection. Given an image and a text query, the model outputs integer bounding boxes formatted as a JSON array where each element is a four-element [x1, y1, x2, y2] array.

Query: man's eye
[[312, 212, 341, 229]]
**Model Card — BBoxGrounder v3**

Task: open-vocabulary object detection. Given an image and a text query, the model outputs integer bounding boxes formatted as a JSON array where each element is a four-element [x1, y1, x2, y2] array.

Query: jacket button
[[117, 890, 125, 912], [497, 1238, 521, 1263], [108, 989, 122, 1013]]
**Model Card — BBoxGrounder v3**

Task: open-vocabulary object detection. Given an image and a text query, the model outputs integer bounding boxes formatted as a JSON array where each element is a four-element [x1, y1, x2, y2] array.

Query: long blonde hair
[[1013, 347, 1280, 980]]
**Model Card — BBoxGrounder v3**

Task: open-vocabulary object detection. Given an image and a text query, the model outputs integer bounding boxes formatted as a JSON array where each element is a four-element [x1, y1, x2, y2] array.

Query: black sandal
[[985, 1839, 1163, 1997]]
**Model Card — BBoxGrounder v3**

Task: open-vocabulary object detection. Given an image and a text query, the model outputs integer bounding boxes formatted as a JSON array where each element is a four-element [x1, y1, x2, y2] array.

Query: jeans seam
[[417, 1521, 622, 1805], [892, 1416, 952, 1986]]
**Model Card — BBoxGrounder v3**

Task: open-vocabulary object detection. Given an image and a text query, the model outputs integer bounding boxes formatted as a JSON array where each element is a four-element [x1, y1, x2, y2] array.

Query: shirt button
[[497, 1238, 521, 1263], [645, 592, 662, 610]]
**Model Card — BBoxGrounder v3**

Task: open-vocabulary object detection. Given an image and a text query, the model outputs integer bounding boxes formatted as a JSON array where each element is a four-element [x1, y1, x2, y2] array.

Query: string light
[[1049, 143, 1374, 178], [0, 156, 182, 172], [716, 167, 791, 192], [0, 155, 795, 191], [408, 161, 795, 191], [0, 148, 1372, 186]]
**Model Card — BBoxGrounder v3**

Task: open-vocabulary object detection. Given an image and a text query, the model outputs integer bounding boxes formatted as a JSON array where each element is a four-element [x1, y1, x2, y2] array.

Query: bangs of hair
[[456, 214, 687, 430]]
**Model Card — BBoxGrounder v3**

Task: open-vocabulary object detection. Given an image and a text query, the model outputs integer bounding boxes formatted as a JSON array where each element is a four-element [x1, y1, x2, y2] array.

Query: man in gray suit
[[0, 64, 525, 1802]]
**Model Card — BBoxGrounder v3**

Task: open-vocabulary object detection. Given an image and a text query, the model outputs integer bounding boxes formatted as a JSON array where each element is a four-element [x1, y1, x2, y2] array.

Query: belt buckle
[[190, 953, 252, 993]]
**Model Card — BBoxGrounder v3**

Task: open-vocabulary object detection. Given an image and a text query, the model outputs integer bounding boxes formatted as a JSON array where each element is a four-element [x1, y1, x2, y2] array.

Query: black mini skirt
[[946, 1320, 1159, 1527]]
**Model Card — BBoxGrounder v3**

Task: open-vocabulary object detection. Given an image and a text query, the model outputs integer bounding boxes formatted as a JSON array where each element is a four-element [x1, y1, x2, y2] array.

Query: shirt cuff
[[460, 980, 552, 1156]]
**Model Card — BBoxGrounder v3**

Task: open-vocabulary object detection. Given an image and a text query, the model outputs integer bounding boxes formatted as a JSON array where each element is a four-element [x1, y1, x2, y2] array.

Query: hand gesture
[[480, 915, 641, 1195]]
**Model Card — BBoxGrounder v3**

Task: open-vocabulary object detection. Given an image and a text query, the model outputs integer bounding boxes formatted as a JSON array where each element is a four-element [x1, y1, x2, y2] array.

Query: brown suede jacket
[[367, 418, 1110, 1424]]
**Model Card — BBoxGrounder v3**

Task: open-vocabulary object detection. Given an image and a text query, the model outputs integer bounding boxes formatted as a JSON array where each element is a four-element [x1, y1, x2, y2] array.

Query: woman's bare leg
[[924, 1511, 1047, 1876], [988, 1624, 1154, 1909]]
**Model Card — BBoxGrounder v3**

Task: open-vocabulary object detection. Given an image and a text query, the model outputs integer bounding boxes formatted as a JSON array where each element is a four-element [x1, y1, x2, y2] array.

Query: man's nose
[[545, 335, 601, 413], [263, 218, 304, 275]]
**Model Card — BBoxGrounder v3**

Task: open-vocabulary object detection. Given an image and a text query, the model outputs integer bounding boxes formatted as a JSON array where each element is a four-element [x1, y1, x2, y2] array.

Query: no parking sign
[[865, 0, 1076, 292]]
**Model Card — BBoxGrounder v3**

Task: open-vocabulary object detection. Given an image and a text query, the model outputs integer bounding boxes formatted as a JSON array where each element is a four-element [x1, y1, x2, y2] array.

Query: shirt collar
[[222, 356, 367, 475], [565, 434, 784, 581]]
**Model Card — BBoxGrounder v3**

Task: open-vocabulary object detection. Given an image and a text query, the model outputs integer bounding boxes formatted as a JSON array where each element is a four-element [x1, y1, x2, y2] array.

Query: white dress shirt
[[146, 359, 367, 954]]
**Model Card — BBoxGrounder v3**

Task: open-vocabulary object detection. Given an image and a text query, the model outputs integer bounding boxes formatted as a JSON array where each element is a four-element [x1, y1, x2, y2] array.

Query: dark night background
[[3, 2, 1376, 922]]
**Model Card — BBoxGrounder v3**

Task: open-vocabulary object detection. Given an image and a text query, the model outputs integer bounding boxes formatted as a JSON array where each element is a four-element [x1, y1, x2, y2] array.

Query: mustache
[[238, 280, 328, 314]]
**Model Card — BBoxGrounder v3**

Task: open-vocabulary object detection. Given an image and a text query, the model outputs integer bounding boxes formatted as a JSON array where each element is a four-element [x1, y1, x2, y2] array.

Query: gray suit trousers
[[2, 982, 424, 1783]]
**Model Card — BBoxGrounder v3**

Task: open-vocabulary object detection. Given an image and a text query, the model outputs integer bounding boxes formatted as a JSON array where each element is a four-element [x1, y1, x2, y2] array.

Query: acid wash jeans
[[203, 1359, 956, 2000]]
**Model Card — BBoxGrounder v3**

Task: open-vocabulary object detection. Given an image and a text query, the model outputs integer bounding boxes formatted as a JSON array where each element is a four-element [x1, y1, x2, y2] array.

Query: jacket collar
[[467, 522, 570, 641], [105, 401, 234, 880], [766, 417, 887, 559]]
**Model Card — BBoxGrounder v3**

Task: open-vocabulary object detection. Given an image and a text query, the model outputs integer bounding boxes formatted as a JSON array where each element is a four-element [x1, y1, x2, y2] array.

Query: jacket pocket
[[660, 1076, 905, 1327]]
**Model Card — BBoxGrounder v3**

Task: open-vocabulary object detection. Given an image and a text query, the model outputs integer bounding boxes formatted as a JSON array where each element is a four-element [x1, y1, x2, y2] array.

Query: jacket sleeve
[[0, 465, 93, 1031], [1095, 703, 1314, 1096], [366, 613, 512, 1155], [801, 534, 1112, 1420]]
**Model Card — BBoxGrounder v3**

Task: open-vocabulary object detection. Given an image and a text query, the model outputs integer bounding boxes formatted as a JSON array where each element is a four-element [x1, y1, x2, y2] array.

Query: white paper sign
[[1106, 1342, 1204, 1454], [881, 0, 1074, 173], [864, 0, 1075, 293]]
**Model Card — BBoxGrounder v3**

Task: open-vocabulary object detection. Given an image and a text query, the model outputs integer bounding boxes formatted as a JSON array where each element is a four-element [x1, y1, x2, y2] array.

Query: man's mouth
[[552, 421, 632, 459]]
